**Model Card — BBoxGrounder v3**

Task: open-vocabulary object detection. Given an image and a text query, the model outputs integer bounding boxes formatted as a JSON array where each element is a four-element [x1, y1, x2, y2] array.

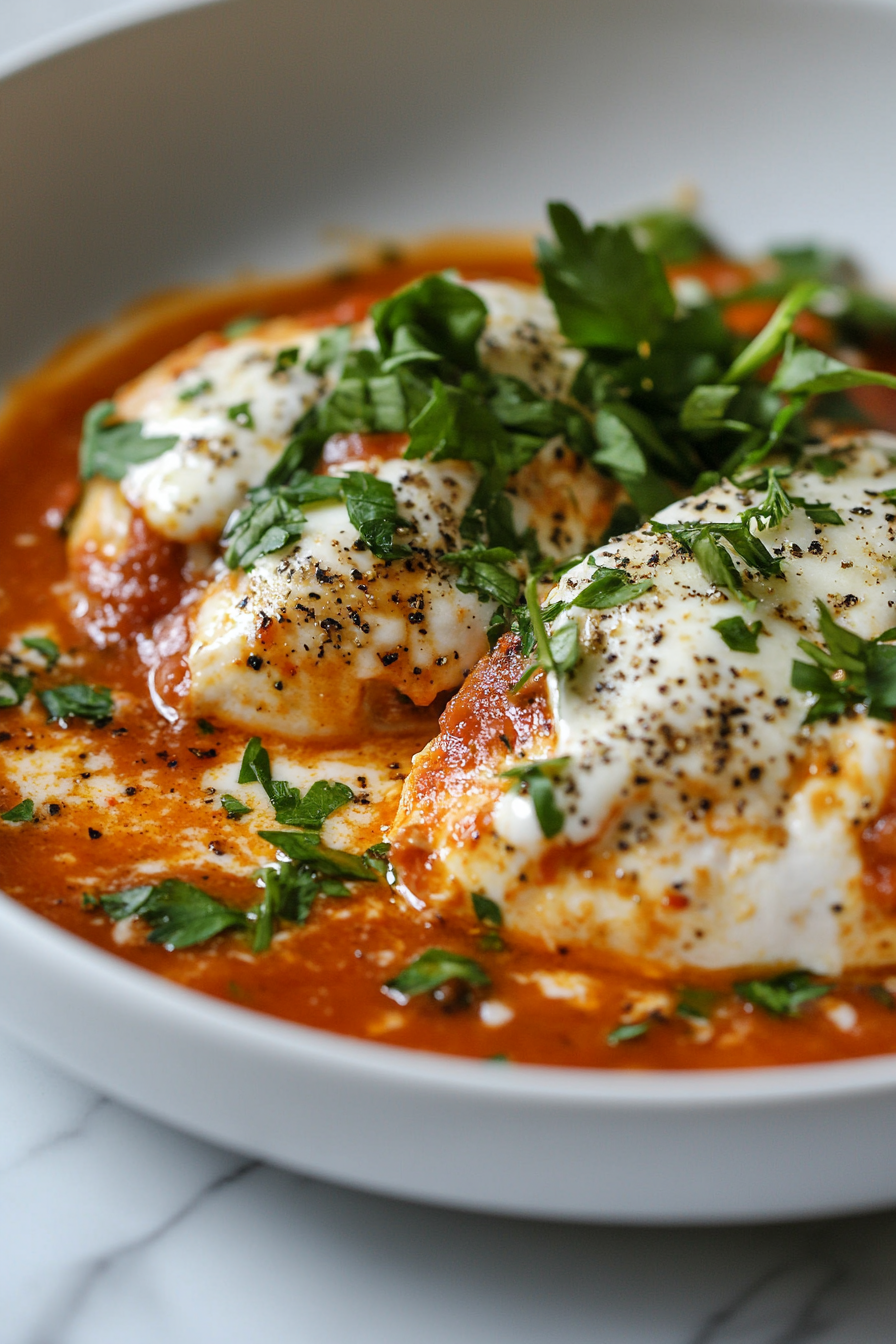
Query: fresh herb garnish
[[734, 969, 832, 1016], [712, 616, 764, 654], [500, 757, 569, 840], [341, 471, 411, 560], [237, 736, 355, 830], [197, 718, 216, 734], [272, 347, 299, 374], [607, 1021, 650, 1045], [537, 202, 675, 350], [223, 315, 263, 339], [512, 575, 580, 692], [472, 892, 503, 926], [0, 670, 30, 708], [21, 637, 60, 668], [385, 948, 490, 999], [39, 683, 113, 725], [99, 880, 247, 949], [178, 378, 212, 401], [791, 600, 896, 723], [440, 547, 520, 606], [222, 471, 343, 570], [79, 401, 179, 481], [227, 402, 255, 430], [675, 987, 719, 1021], [221, 794, 252, 819], [571, 564, 654, 610], [1, 798, 34, 823]]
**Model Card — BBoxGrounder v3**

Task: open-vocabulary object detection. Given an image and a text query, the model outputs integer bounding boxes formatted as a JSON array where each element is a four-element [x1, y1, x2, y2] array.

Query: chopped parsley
[[79, 401, 179, 482], [675, 987, 719, 1021], [236, 736, 355, 831], [570, 563, 653, 610], [712, 616, 764, 654], [272, 347, 299, 374], [99, 880, 247, 950], [472, 891, 503, 926], [607, 1021, 650, 1045], [222, 471, 342, 570], [1, 799, 34, 823], [227, 402, 255, 430], [791, 601, 896, 723], [39, 683, 113, 725], [221, 794, 252, 819], [178, 378, 212, 401], [0, 670, 30, 708], [734, 969, 832, 1017], [440, 547, 520, 606], [21, 637, 60, 668], [341, 470, 411, 560], [385, 948, 490, 999], [500, 757, 569, 840], [512, 575, 580, 692]]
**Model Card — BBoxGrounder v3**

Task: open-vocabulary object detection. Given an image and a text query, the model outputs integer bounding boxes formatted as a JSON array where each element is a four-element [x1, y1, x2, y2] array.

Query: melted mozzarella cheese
[[119, 324, 326, 541], [390, 436, 896, 974], [187, 456, 494, 739], [114, 281, 584, 545]]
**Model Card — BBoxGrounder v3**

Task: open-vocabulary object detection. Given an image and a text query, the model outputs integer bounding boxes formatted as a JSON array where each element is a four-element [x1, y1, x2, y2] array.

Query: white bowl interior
[[4, 0, 896, 383], [5, 0, 896, 1221]]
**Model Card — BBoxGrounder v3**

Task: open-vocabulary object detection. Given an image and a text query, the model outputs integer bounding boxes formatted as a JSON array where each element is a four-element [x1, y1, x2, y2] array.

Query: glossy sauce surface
[[3, 239, 896, 1069]]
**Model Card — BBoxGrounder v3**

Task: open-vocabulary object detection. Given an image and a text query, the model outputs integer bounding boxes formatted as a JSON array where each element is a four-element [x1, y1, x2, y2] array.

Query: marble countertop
[[4, 2, 896, 1340]]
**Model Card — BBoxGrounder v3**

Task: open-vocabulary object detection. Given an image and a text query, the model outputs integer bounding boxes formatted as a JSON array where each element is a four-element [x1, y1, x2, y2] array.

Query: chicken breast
[[390, 436, 896, 974]]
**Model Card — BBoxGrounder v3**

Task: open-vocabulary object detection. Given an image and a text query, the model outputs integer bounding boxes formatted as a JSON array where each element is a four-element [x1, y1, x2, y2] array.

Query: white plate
[[4, 0, 896, 1223]]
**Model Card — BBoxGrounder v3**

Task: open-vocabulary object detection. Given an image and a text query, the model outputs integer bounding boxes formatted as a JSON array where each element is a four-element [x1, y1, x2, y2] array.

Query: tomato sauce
[[3, 237, 896, 1069]]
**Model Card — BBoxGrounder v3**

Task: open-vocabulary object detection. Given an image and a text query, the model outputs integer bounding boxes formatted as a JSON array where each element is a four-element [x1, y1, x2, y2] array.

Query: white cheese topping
[[116, 280, 583, 545], [395, 436, 896, 973]]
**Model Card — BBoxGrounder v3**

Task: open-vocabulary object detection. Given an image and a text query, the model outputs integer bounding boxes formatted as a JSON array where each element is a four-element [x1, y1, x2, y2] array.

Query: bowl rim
[[5, 0, 896, 1123]]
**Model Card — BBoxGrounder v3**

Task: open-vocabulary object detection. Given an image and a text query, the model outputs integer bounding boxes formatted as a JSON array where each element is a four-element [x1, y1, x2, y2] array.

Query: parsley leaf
[[305, 325, 352, 375], [39, 683, 113, 725], [722, 281, 823, 385], [257, 830, 379, 882], [440, 546, 520, 606], [385, 948, 490, 999], [472, 892, 503, 927], [512, 575, 581, 692], [1, 799, 34, 823], [676, 987, 719, 1021], [371, 273, 488, 372], [222, 472, 343, 570], [271, 779, 354, 831], [227, 402, 255, 429], [500, 757, 569, 839], [791, 600, 896, 723], [771, 344, 896, 397], [734, 969, 831, 1016], [79, 401, 179, 482], [571, 564, 654, 610], [341, 471, 411, 560], [537, 202, 675, 349], [272, 347, 299, 374], [179, 378, 212, 401], [221, 794, 252, 819], [627, 209, 716, 264], [713, 616, 764, 653], [22, 637, 60, 668], [0, 670, 31, 708], [100, 880, 248, 949], [607, 1021, 650, 1045]]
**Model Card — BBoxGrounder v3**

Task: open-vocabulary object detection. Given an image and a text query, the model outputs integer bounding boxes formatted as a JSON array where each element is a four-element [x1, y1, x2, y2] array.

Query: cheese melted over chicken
[[391, 437, 896, 974], [67, 281, 614, 735]]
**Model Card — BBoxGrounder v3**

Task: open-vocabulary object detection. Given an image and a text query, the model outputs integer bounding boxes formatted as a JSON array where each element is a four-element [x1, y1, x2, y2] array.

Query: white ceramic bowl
[[4, 0, 896, 1223]]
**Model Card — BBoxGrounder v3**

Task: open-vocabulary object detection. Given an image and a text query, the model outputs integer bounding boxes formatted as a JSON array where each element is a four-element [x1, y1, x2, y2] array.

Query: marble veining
[[4, 1028, 896, 1344]]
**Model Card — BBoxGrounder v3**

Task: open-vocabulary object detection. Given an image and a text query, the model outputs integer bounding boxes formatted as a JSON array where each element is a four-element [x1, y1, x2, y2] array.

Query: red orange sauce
[[3, 238, 896, 1069]]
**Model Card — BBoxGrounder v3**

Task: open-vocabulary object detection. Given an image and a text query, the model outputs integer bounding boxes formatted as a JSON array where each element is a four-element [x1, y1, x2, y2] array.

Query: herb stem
[[524, 573, 555, 677], [722, 280, 823, 385]]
